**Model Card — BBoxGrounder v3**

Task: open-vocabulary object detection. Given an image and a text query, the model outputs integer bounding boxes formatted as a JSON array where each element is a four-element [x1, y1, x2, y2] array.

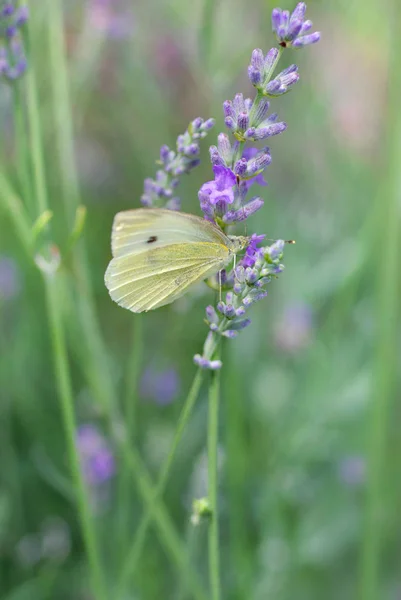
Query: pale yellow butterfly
[[104, 208, 249, 313]]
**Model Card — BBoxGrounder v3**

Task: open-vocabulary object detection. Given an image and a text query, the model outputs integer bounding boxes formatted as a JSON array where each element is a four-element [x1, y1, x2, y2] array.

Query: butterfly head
[[227, 235, 251, 254]]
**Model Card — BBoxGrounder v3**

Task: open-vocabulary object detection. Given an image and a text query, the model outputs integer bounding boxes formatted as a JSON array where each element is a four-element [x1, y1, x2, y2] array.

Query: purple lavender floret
[[76, 425, 115, 486], [272, 2, 320, 48], [193, 237, 286, 368], [223, 93, 286, 142], [0, 2, 28, 81], [141, 117, 214, 209], [198, 165, 236, 221]]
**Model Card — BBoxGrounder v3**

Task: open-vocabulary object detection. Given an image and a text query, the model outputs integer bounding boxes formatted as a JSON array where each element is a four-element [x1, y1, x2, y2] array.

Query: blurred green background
[[1, 0, 400, 599]]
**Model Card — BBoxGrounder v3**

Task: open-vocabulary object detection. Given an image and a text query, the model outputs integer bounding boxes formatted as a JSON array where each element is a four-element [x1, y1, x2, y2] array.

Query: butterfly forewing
[[111, 208, 229, 258]]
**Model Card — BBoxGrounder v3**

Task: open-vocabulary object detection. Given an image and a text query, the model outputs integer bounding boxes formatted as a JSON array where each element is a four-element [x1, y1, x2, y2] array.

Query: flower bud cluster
[[141, 117, 214, 209], [223, 93, 286, 142], [271, 2, 320, 49], [194, 238, 285, 370]]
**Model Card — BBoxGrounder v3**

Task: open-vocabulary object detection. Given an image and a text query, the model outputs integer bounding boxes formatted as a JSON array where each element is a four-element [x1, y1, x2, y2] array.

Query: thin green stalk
[[208, 363, 221, 600], [117, 368, 204, 598], [124, 317, 144, 439], [0, 170, 32, 257], [117, 315, 143, 561], [119, 441, 209, 600], [224, 346, 251, 598], [358, 14, 400, 600], [45, 0, 117, 416], [40, 5, 207, 591], [13, 84, 32, 213], [45, 276, 107, 600], [24, 8, 106, 597], [200, 0, 216, 68]]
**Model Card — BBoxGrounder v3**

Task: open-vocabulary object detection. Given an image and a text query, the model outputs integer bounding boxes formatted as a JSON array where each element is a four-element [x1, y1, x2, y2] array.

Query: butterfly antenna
[[219, 270, 222, 304], [266, 238, 296, 244]]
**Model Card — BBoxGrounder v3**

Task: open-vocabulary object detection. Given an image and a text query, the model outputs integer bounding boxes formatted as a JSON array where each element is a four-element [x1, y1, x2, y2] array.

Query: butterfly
[[104, 208, 249, 313]]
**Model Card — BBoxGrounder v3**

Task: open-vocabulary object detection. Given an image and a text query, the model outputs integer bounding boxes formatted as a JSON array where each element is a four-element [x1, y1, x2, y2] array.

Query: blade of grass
[[117, 315, 143, 563], [358, 11, 400, 600], [208, 361, 221, 600], [44, 5, 210, 595], [116, 368, 204, 598], [24, 5, 107, 596]]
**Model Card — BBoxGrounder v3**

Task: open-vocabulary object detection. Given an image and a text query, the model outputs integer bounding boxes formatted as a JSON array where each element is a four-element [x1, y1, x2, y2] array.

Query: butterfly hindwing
[[105, 241, 230, 312]]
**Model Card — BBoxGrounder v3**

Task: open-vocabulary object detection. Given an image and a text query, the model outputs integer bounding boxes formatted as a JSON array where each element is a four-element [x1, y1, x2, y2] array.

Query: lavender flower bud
[[160, 144, 170, 162], [228, 318, 252, 331], [217, 133, 233, 164], [224, 116, 236, 131], [301, 20, 313, 34], [287, 18, 303, 41], [223, 100, 234, 118], [192, 117, 203, 130], [248, 66, 262, 86], [252, 98, 270, 127], [266, 65, 299, 96], [251, 48, 264, 70], [271, 9, 282, 34], [291, 2, 307, 22], [234, 158, 248, 177], [193, 355, 222, 370], [209, 145, 223, 166], [222, 330, 238, 339], [202, 118, 215, 131], [292, 32, 321, 47], [233, 93, 245, 113], [237, 112, 249, 131]]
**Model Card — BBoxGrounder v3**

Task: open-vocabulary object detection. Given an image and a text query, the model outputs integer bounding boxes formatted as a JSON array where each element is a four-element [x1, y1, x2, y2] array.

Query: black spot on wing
[[146, 235, 158, 244]]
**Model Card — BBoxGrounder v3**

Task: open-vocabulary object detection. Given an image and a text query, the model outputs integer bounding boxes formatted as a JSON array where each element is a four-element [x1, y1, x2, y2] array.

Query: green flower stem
[[117, 315, 143, 563], [24, 10, 107, 597], [118, 439, 209, 600], [358, 16, 401, 600], [45, 275, 107, 600], [116, 367, 204, 598], [0, 170, 32, 257], [208, 359, 221, 600], [224, 346, 251, 596], [200, 0, 216, 68], [13, 84, 32, 214]]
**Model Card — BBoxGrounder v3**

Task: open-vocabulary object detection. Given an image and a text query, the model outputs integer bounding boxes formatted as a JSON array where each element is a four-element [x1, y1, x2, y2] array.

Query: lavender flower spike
[[141, 117, 214, 208], [272, 3, 320, 48], [0, 2, 28, 81]]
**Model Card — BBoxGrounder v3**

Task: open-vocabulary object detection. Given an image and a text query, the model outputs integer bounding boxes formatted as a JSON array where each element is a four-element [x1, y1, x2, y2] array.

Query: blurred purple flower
[[76, 424, 115, 485], [88, 0, 134, 39], [338, 455, 366, 487], [140, 366, 180, 406], [274, 302, 313, 352], [0, 256, 20, 299]]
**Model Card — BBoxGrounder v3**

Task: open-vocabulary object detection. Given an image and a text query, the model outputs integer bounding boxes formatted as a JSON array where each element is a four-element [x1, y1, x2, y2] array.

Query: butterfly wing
[[105, 241, 229, 312], [111, 208, 229, 258]]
